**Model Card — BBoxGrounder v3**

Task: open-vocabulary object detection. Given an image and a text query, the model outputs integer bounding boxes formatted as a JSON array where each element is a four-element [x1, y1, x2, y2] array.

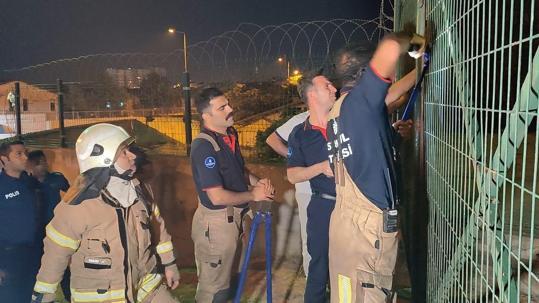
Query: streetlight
[[277, 56, 290, 79], [168, 27, 192, 155]]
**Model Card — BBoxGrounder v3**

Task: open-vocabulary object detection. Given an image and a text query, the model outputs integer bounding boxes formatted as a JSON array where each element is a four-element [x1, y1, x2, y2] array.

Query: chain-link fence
[[395, 0, 539, 302], [0, 79, 305, 161], [1, 19, 390, 161]]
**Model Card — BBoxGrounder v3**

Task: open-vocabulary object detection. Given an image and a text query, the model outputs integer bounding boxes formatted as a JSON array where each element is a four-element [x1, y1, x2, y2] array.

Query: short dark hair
[[297, 69, 324, 104], [334, 42, 375, 86], [0, 140, 25, 158], [196, 87, 224, 115], [28, 150, 46, 165]]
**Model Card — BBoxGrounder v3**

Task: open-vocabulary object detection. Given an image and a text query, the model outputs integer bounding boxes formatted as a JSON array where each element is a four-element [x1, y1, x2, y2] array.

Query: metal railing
[[0, 80, 298, 162]]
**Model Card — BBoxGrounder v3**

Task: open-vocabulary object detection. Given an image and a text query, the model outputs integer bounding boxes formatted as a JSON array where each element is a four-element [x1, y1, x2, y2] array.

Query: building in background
[[0, 81, 58, 136], [106, 67, 167, 89]]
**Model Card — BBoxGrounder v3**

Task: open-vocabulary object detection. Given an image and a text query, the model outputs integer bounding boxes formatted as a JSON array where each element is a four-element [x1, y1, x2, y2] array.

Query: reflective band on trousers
[[338, 274, 352, 303], [137, 273, 163, 302], [46, 224, 80, 250], [156, 241, 173, 254], [71, 288, 125, 302], [34, 280, 59, 294]]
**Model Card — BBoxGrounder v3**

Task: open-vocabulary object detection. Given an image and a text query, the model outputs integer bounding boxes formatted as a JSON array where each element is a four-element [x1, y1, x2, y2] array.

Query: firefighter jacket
[[33, 179, 176, 303]]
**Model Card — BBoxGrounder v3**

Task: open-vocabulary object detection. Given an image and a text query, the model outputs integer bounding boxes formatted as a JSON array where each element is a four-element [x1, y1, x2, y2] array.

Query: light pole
[[277, 56, 290, 79], [168, 27, 192, 155]]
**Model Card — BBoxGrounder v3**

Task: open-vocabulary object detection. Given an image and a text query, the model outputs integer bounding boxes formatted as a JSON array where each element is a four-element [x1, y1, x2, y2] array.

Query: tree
[[224, 81, 299, 121], [138, 73, 181, 109], [64, 73, 129, 111]]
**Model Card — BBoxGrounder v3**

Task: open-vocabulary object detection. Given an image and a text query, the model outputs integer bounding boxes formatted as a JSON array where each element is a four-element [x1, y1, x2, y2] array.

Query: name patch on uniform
[[4, 190, 20, 200], [204, 157, 216, 168], [327, 119, 353, 163], [84, 257, 112, 269]]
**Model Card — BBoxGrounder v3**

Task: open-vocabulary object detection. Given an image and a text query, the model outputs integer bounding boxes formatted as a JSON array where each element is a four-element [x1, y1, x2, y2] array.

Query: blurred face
[[202, 95, 234, 131], [115, 147, 137, 173], [310, 75, 337, 110], [1, 144, 28, 174], [28, 156, 49, 179]]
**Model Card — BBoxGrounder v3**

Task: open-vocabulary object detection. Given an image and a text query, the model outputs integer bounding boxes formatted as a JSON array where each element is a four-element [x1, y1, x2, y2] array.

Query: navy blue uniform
[[0, 171, 41, 302], [36, 171, 71, 301], [328, 65, 398, 210], [39, 172, 70, 224], [190, 127, 250, 301], [288, 118, 335, 303], [191, 127, 249, 209]]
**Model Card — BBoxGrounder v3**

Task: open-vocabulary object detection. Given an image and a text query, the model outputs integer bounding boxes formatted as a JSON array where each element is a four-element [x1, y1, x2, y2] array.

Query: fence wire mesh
[[1, 19, 391, 162], [394, 0, 539, 301]]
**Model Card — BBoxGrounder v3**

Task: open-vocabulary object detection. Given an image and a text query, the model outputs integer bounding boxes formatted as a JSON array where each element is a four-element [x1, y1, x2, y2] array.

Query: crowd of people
[[0, 30, 425, 302]]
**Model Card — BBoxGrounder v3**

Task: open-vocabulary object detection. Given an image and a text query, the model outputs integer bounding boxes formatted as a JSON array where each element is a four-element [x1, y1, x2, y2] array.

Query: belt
[[312, 191, 336, 201], [227, 205, 250, 223]]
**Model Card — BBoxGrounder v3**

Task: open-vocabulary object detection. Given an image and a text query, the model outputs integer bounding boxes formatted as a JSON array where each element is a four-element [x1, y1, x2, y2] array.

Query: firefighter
[[190, 88, 275, 302], [286, 71, 338, 302], [32, 123, 180, 303], [326, 32, 425, 302]]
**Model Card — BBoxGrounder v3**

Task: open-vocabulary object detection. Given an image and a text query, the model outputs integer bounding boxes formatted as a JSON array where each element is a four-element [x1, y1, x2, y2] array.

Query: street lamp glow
[[165, 26, 192, 154], [293, 69, 300, 75], [278, 57, 284, 63]]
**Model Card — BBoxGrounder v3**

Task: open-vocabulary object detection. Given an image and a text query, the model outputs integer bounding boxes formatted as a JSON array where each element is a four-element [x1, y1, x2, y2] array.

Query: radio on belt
[[383, 209, 398, 233]]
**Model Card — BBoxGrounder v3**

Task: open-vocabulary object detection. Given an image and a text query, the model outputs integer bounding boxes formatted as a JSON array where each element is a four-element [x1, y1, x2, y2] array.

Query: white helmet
[[75, 123, 134, 174]]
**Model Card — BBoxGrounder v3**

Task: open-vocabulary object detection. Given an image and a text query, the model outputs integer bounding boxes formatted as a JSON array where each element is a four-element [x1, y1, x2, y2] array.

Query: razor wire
[[1, 17, 392, 84]]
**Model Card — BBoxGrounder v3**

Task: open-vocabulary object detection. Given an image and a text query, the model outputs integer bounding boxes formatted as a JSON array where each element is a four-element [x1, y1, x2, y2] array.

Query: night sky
[[0, 0, 378, 70]]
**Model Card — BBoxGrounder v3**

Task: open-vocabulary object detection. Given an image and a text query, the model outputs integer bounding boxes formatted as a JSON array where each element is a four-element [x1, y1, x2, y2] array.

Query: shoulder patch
[[287, 147, 292, 158], [204, 156, 216, 168]]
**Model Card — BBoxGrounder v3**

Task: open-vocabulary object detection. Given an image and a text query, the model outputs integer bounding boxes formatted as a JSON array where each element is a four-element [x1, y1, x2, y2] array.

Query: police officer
[[190, 87, 275, 302], [286, 71, 337, 302], [27, 150, 70, 226], [32, 123, 180, 303], [326, 32, 426, 302], [27, 150, 71, 301], [0, 140, 41, 302]]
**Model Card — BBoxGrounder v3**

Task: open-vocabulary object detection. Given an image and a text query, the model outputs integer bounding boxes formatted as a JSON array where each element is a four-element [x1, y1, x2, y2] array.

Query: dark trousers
[[0, 245, 40, 303], [305, 196, 336, 303], [61, 268, 71, 301]]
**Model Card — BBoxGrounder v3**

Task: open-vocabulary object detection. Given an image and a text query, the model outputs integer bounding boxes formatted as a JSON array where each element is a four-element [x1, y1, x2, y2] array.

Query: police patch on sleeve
[[287, 147, 292, 158], [204, 156, 216, 168]]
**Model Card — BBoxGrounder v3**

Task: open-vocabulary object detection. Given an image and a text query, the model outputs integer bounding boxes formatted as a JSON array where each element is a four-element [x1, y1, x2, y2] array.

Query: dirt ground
[[170, 253, 411, 303]]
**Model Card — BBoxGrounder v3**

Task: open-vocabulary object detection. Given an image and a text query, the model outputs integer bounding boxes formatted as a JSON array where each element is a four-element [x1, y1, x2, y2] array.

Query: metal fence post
[[182, 72, 192, 156], [14, 82, 22, 139], [57, 79, 66, 147]]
